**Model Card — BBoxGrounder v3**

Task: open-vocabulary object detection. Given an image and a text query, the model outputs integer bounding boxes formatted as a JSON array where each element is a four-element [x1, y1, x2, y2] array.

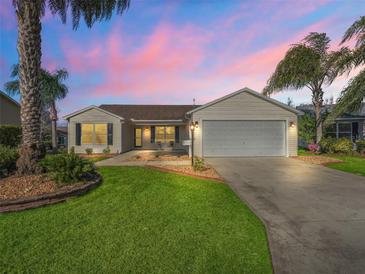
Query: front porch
[[130, 122, 190, 151]]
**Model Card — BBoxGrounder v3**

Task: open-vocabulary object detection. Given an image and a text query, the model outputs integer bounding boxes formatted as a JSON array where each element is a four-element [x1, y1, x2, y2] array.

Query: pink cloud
[[58, 13, 344, 106]]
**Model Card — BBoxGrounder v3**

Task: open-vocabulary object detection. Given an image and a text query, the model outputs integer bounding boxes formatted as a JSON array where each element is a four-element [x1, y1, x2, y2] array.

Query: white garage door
[[203, 120, 286, 157]]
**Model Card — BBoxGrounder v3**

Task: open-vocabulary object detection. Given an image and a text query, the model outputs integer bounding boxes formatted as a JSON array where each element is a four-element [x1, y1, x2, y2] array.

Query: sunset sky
[[0, 0, 363, 121]]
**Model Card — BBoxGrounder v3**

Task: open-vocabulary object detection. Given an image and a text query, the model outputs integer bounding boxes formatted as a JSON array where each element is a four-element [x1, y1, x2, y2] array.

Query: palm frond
[[48, 0, 130, 30], [4, 80, 20, 96], [10, 64, 19, 78], [302, 32, 330, 56], [263, 44, 321, 95], [342, 16, 365, 46], [325, 70, 365, 123]]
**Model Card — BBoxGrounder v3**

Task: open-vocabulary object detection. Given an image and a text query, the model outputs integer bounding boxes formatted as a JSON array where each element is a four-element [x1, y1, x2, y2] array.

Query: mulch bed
[[79, 154, 116, 159], [0, 175, 84, 201], [0, 174, 101, 213], [293, 155, 343, 165], [127, 153, 189, 161], [147, 165, 224, 182]]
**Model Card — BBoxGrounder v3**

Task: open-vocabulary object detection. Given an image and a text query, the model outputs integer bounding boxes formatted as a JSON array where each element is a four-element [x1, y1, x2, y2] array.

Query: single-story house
[[0, 90, 21, 126], [64, 87, 302, 157], [297, 103, 365, 141]]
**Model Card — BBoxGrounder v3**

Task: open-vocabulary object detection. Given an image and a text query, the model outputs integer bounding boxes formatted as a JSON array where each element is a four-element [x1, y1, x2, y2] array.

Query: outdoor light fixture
[[190, 121, 199, 166], [289, 121, 295, 128], [190, 121, 199, 130]]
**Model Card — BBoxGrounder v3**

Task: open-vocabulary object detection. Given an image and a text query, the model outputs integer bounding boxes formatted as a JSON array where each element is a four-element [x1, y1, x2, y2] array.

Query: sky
[[0, 0, 364, 123]]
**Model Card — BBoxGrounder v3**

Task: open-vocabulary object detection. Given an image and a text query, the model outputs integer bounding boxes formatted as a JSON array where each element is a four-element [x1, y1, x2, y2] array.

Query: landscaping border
[[0, 174, 102, 213], [146, 165, 225, 183]]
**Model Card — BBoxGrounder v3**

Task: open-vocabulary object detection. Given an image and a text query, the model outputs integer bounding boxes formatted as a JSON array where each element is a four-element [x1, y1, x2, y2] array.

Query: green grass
[[298, 148, 365, 176], [0, 167, 272, 274], [88, 156, 109, 163], [325, 155, 365, 177]]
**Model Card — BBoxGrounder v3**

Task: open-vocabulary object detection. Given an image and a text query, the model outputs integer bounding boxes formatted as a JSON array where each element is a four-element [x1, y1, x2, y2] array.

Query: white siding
[[192, 91, 298, 157], [68, 108, 122, 154]]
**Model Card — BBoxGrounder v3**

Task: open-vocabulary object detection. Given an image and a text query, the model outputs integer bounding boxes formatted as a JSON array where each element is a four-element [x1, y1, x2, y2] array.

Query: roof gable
[[0, 91, 20, 107], [63, 105, 124, 120], [187, 87, 303, 115]]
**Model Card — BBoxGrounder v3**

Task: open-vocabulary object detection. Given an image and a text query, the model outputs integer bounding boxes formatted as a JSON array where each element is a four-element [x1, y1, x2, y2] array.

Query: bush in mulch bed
[[0, 145, 19, 178], [40, 152, 97, 185]]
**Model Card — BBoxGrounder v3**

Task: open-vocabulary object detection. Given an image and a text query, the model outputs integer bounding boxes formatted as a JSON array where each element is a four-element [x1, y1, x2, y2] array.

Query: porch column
[[336, 122, 339, 139]]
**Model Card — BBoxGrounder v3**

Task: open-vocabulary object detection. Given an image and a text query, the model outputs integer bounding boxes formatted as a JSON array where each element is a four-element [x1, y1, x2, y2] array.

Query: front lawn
[[326, 155, 365, 177], [0, 167, 272, 274], [298, 148, 365, 176]]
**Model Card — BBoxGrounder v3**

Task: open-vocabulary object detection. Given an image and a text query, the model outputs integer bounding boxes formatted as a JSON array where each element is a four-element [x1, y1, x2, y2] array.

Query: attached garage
[[203, 120, 286, 157], [187, 87, 302, 157]]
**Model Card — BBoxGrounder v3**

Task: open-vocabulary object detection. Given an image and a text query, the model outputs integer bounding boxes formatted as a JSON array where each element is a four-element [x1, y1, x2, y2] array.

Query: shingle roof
[[98, 105, 201, 121]]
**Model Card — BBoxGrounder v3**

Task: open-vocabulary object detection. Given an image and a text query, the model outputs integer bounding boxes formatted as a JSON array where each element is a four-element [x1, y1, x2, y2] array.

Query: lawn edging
[[0, 174, 102, 213], [146, 165, 225, 183]]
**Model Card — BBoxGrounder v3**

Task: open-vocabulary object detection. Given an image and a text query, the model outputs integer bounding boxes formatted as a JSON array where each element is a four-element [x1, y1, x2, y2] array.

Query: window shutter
[[151, 126, 155, 143], [76, 123, 81, 146], [107, 123, 113, 146], [175, 126, 179, 143]]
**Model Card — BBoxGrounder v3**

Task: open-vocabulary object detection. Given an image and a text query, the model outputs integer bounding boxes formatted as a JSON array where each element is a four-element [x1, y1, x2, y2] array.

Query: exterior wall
[[122, 122, 134, 152], [68, 108, 122, 153], [134, 125, 189, 151], [191, 91, 298, 157], [0, 94, 21, 126]]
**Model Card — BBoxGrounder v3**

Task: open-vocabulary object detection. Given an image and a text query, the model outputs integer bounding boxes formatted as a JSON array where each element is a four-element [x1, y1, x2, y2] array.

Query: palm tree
[[326, 16, 365, 121], [12, 0, 130, 175], [263, 32, 341, 143], [5, 65, 69, 152]]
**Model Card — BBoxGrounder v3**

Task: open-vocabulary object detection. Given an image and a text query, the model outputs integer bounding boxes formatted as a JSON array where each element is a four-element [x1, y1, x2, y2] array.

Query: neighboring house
[[57, 127, 68, 148], [0, 90, 21, 126], [297, 103, 365, 141], [64, 87, 302, 157]]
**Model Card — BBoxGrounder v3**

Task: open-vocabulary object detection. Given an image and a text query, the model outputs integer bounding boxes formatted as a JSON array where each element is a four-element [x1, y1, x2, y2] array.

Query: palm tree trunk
[[312, 88, 324, 143], [49, 101, 58, 152], [16, 0, 43, 175]]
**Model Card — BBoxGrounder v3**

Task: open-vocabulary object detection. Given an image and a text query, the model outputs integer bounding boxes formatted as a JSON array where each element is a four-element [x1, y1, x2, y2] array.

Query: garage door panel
[[203, 120, 286, 157]]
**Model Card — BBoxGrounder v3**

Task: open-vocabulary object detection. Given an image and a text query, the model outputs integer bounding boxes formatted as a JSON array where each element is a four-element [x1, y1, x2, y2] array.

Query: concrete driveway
[[207, 157, 365, 274]]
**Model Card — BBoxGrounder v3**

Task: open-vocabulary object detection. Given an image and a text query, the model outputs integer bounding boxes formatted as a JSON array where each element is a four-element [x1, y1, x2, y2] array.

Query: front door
[[135, 128, 142, 147]]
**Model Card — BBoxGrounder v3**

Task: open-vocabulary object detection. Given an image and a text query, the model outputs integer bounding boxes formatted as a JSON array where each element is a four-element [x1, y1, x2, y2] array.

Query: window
[[155, 126, 165, 143], [81, 124, 93, 144], [81, 123, 108, 145], [154, 126, 175, 143], [165, 127, 175, 142], [95, 124, 107, 144], [324, 123, 353, 139], [338, 123, 352, 139]]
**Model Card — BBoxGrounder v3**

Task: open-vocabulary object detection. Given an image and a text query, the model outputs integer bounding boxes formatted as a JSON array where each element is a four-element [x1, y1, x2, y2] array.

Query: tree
[[263, 32, 341, 143], [12, 0, 130, 175], [298, 112, 316, 145], [5, 65, 69, 152], [326, 16, 365, 122]]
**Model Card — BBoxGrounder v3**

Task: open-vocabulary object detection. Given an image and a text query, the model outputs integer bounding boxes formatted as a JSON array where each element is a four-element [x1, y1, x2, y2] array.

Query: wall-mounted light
[[190, 121, 199, 130], [289, 121, 295, 128]]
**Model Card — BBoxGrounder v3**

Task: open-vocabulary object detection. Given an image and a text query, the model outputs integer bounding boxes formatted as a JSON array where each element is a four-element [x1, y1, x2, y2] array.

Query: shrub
[[85, 148, 93, 155], [40, 153, 96, 185], [319, 137, 336, 153], [0, 145, 19, 177], [102, 146, 111, 154], [0, 125, 21, 148], [356, 140, 365, 154], [193, 157, 207, 171], [307, 143, 320, 153], [333, 138, 353, 154]]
